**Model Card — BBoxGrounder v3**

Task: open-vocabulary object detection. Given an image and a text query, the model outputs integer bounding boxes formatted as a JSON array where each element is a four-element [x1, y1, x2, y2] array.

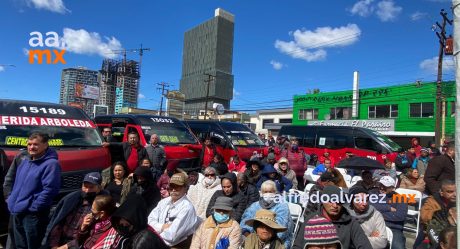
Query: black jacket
[[110, 142, 148, 165], [424, 154, 455, 195], [42, 190, 109, 247], [128, 167, 161, 213], [205, 173, 248, 222], [240, 183, 260, 206], [293, 207, 372, 249]]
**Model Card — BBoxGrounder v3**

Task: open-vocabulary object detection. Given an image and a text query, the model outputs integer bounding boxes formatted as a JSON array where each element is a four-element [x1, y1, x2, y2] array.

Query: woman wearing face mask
[[101, 161, 133, 207], [187, 167, 222, 220], [77, 195, 117, 248], [206, 173, 248, 222], [239, 180, 294, 249], [191, 196, 243, 249]]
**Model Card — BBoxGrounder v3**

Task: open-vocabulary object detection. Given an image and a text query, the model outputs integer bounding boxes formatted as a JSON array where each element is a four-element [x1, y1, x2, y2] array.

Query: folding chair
[[344, 174, 352, 188], [386, 227, 393, 249], [350, 176, 362, 186], [304, 183, 315, 193], [288, 202, 303, 240], [395, 188, 423, 237]]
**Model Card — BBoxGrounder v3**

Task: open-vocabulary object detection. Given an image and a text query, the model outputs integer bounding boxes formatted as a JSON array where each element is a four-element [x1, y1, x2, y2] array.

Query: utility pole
[[157, 82, 170, 116], [452, 0, 460, 243], [434, 9, 452, 147], [203, 73, 215, 120]]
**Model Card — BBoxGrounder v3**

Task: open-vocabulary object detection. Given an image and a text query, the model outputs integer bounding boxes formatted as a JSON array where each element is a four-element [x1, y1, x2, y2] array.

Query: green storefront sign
[[293, 81, 456, 139]]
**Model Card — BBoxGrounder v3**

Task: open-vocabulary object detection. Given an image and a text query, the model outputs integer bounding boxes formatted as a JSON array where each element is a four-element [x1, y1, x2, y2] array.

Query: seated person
[[191, 196, 243, 248], [399, 168, 425, 193], [43, 172, 108, 248], [303, 215, 343, 249], [241, 210, 286, 249], [148, 173, 198, 248], [355, 170, 378, 191], [206, 173, 248, 222], [312, 159, 332, 175], [347, 185, 388, 249], [77, 195, 117, 248], [240, 180, 293, 248], [427, 206, 457, 248], [256, 165, 293, 193]]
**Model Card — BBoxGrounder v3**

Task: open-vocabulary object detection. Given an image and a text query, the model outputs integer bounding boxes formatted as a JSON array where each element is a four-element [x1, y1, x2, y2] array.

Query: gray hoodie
[[346, 205, 388, 249]]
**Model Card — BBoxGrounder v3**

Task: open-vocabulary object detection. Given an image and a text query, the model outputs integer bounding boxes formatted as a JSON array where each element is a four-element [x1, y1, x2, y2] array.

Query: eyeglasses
[[205, 173, 216, 177]]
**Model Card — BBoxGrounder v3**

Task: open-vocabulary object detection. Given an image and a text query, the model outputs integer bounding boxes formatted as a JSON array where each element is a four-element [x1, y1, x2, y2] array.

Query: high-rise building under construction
[[99, 59, 140, 114], [180, 8, 235, 115]]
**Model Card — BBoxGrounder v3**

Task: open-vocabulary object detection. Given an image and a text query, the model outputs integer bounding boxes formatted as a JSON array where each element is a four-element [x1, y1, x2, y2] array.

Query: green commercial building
[[293, 81, 456, 148]]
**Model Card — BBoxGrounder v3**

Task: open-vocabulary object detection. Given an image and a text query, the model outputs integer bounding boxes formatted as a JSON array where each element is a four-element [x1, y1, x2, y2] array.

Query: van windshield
[[371, 131, 402, 152], [0, 126, 103, 147], [218, 122, 265, 147], [141, 125, 197, 145]]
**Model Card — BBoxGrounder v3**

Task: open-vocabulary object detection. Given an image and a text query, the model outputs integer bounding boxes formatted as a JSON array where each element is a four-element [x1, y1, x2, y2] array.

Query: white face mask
[[262, 193, 277, 203], [204, 177, 216, 186]]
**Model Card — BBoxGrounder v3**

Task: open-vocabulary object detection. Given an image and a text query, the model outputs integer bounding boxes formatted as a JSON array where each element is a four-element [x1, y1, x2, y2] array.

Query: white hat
[[379, 176, 395, 187]]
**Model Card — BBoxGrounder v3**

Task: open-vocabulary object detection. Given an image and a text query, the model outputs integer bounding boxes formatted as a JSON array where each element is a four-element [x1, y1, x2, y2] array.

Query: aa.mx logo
[[28, 31, 66, 64], [389, 193, 417, 204]]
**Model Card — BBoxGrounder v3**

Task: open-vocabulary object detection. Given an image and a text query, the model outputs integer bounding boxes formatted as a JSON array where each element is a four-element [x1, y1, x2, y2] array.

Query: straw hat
[[245, 209, 287, 231]]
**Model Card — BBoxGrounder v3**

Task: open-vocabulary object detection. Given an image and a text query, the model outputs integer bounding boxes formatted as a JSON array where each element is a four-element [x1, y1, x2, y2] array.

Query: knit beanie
[[303, 215, 342, 249]]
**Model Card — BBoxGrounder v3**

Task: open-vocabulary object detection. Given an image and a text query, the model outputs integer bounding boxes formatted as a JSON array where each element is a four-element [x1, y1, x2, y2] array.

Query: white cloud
[[28, 0, 69, 14], [270, 60, 284, 70], [376, 0, 402, 22], [411, 11, 428, 21], [275, 24, 361, 62], [349, 0, 402, 22], [349, 0, 375, 17], [420, 56, 455, 74], [0, 66, 4, 72], [138, 93, 145, 99], [59, 28, 122, 58], [233, 89, 240, 96]]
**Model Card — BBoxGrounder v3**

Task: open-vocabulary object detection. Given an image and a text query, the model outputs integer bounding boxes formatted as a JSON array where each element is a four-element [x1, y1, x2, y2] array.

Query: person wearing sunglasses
[[187, 167, 222, 219]]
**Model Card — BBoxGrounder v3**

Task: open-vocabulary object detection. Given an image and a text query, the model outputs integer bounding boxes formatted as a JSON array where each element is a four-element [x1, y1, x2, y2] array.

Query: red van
[[184, 120, 268, 163], [278, 125, 401, 164], [0, 100, 111, 194], [94, 115, 201, 171]]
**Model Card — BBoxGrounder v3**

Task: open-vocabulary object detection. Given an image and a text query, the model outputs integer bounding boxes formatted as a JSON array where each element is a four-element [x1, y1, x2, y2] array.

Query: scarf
[[259, 198, 277, 209]]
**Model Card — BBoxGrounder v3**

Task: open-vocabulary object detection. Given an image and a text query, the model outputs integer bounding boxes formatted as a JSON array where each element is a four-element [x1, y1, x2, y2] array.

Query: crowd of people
[[1, 130, 457, 249]]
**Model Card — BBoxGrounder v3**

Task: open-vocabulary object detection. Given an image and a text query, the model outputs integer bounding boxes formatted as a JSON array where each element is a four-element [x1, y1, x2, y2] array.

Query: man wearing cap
[[293, 185, 372, 249], [242, 209, 286, 249], [372, 176, 408, 249], [303, 215, 342, 249], [148, 172, 198, 248], [191, 196, 243, 248], [7, 132, 61, 249], [262, 153, 277, 166], [347, 185, 388, 249], [43, 172, 107, 249], [412, 148, 430, 176]]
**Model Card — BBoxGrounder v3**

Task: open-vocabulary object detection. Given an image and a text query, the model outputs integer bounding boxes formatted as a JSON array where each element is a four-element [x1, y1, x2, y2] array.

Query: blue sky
[[0, 0, 455, 111]]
